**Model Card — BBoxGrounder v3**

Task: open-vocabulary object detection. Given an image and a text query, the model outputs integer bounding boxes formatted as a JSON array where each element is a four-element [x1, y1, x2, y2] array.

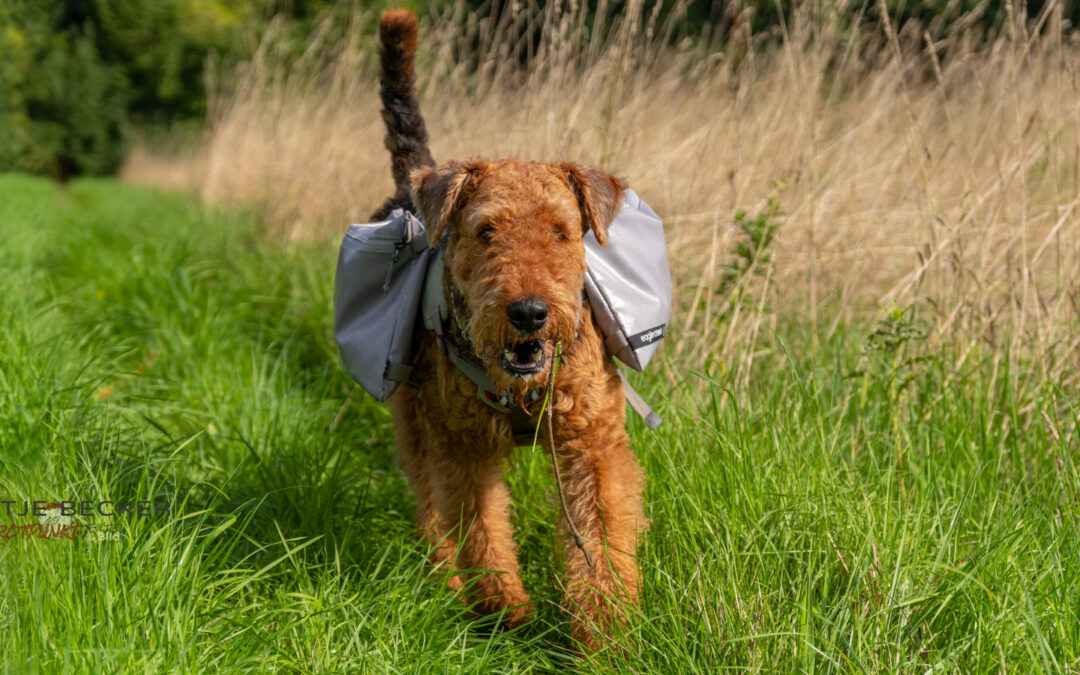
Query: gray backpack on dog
[[334, 210, 431, 402], [334, 189, 671, 424], [584, 189, 670, 372]]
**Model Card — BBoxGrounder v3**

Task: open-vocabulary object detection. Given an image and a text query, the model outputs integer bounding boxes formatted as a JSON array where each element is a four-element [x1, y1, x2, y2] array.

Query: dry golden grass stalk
[[122, 1, 1080, 384]]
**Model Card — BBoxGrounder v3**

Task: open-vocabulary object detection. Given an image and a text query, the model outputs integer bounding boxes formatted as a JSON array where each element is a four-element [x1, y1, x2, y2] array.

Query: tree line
[[0, 0, 1071, 179]]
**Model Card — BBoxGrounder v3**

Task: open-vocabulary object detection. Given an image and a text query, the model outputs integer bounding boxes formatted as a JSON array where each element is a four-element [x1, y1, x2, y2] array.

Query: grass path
[[0, 175, 1077, 672]]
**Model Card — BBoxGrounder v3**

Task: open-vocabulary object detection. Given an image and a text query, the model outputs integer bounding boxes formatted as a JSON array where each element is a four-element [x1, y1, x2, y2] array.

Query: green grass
[[1, 173, 1077, 673]]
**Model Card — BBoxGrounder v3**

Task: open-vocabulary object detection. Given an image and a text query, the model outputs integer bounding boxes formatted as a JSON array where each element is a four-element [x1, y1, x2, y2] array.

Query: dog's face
[[413, 158, 625, 392]]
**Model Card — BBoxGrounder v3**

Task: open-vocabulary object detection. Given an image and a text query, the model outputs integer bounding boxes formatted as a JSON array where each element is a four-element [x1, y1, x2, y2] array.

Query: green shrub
[[0, 0, 240, 177]]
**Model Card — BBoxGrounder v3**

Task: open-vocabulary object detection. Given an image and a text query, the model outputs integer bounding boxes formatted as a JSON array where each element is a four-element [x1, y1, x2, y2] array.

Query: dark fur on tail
[[371, 9, 435, 220]]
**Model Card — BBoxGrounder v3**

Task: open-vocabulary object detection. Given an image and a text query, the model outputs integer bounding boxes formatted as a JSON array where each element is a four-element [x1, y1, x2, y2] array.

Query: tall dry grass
[[122, 1, 1080, 386]]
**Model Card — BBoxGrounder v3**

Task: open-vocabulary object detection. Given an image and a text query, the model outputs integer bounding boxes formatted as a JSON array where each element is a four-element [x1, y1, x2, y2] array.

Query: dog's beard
[[468, 308, 578, 392]]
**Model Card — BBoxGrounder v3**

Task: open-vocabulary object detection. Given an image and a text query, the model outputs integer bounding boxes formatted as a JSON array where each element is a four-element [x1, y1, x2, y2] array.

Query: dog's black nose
[[507, 298, 549, 332]]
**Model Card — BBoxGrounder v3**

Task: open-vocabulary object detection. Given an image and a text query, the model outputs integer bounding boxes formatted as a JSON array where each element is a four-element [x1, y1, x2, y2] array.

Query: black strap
[[384, 361, 413, 383], [509, 407, 537, 446]]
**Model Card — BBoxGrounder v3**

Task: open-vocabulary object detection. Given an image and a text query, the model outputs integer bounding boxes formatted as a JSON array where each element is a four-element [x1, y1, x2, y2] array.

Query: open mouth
[[499, 339, 546, 375]]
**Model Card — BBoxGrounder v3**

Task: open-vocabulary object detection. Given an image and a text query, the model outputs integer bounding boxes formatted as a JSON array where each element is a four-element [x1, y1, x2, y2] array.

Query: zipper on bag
[[381, 218, 412, 294], [382, 242, 405, 294]]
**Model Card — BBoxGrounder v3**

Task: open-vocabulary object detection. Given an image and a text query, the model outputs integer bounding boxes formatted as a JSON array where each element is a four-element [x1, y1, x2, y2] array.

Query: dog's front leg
[[551, 370, 646, 650], [425, 431, 533, 625]]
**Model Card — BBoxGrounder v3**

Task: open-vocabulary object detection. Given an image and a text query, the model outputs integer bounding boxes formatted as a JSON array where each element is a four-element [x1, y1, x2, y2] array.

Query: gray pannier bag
[[584, 189, 671, 373], [334, 189, 671, 425], [333, 209, 430, 402]]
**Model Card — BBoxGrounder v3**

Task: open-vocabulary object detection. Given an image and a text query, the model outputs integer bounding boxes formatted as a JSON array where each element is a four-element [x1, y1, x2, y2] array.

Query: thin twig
[[532, 344, 593, 567]]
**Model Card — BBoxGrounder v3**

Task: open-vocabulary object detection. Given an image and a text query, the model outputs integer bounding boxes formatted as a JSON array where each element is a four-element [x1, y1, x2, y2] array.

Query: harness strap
[[618, 369, 663, 430], [440, 333, 512, 412], [509, 406, 537, 446], [384, 361, 414, 384]]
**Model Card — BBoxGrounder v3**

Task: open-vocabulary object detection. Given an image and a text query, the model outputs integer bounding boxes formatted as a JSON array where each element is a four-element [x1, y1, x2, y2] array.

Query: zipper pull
[[382, 242, 404, 294]]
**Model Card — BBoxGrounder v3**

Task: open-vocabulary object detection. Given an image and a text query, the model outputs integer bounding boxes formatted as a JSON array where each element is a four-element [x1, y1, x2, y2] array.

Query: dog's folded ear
[[559, 162, 627, 248], [412, 159, 486, 246]]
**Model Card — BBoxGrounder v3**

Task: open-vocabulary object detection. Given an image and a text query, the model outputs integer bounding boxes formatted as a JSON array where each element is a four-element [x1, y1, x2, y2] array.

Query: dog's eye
[[477, 225, 495, 243], [552, 225, 567, 241]]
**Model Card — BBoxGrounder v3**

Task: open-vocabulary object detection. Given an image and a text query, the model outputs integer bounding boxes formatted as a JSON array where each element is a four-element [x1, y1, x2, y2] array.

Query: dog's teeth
[[530, 349, 543, 362], [504, 350, 515, 361]]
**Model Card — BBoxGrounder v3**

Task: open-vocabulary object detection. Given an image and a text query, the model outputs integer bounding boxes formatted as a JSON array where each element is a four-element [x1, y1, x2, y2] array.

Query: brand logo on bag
[[627, 325, 666, 349]]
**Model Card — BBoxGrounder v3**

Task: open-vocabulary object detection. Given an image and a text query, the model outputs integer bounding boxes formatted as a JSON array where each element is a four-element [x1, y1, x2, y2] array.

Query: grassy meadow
[[0, 168, 1077, 672], [4, 1, 1080, 672]]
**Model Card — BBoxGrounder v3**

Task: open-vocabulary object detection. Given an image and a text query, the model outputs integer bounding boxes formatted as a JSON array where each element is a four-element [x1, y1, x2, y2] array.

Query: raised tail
[[371, 9, 435, 220]]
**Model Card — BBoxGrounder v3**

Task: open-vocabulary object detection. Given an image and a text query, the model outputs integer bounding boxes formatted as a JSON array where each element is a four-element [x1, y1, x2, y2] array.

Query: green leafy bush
[[0, 0, 239, 177]]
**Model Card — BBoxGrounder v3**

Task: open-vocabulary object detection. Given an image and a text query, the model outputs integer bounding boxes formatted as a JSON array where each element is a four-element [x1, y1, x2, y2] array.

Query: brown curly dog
[[372, 9, 646, 650]]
